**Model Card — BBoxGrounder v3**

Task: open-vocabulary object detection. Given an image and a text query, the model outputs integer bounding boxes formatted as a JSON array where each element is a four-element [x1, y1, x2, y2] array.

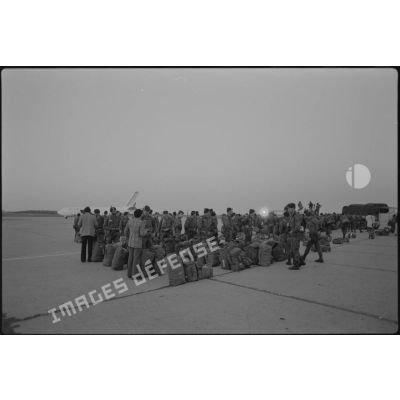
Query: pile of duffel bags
[[167, 237, 214, 286], [219, 237, 286, 271]]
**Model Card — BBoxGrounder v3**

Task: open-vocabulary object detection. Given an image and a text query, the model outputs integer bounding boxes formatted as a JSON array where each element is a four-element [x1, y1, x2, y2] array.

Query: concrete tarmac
[[2, 216, 398, 333]]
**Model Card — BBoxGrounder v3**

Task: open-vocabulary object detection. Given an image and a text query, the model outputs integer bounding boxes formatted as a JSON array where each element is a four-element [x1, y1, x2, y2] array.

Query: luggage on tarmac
[[332, 238, 343, 244], [111, 246, 129, 270], [229, 247, 246, 272], [351, 232, 357, 238], [103, 244, 117, 267], [92, 241, 104, 262], [271, 243, 287, 262], [258, 241, 273, 267], [343, 237, 350, 243], [198, 264, 213, 279], [206, 250, 220, 267], [244, 244, 259, 265], [167, 259, 186, 286], [183, 260, 198, 282]]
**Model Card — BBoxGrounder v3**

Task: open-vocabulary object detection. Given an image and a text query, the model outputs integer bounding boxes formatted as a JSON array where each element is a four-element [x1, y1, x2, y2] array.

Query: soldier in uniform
[[286, 202, 305, 270], [94, 209, 105, 244], [242, 211, 252, 243], [119, 212, 129, 240], [300, 210, 324, 264], [199, 208, 213, 240], [184, 211, 198, 240], [103, 210, 109, 242], [159, 210, 174, 242], [141, 205, 156, 249], [210, 209, 219, 241], [174, 210, 184, 237], [106, 207, 121, 244], [279, 210, 292, 265], [222, 207, 235, 242]]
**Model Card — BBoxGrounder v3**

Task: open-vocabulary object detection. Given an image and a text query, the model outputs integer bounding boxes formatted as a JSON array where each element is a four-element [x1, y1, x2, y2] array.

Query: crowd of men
[[73, 201, 397, 273]]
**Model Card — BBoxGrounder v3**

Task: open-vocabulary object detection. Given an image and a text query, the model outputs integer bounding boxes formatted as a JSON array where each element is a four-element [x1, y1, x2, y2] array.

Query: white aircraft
[[57, 191, 139, 218]]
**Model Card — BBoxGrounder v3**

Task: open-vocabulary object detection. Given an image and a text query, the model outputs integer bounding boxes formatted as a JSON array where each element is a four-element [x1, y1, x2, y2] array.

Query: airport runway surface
[[2, 216, 398, 334]]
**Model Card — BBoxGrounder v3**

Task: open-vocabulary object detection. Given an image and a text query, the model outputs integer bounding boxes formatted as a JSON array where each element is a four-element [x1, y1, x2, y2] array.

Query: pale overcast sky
[[2, 68, 397, 213]]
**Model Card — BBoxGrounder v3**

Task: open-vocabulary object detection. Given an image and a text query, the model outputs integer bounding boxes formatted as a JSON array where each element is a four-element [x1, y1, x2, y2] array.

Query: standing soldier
[[119, 212, 130, 240], [174, 210, 184, 237], [199, 208, 213, 240], [222, 207, 235, 242], [151, 210, 160, 240], [103, 210, 110, 243], [242, 212, 252, 243], [279, 211, 292, 265], [300, 210, 324, 264], [210, 209, 219, 241], [249, 209, 261, 238], [141, 205, 155, 249], [184, 211, 198, 240], [159, 210, 174, 242], [286, 202, 305, 270], [106, 207, 121, 244], [340, 213, 350, 239], [94, 209, 105, 244], [73, 213, 81, 242]]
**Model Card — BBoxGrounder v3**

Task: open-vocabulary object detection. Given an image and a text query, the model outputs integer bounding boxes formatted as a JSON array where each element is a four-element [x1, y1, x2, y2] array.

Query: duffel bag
[[258, 241, 273, 267], [351, 232, 357, 238], [206, 250, 220, 267], [271, 243, 287, 262], [103, 244, 117, 267], [198, 264, 213, 279], [332, 238, 343, 244], [229, 247, 245, 272], [343, 237, 350, 243], [183, 260, 198, 282], [244, 245, 259, 265], [112, 246, 129, 270], [167, 259, 186, 286], [92, 241, 104, 262]]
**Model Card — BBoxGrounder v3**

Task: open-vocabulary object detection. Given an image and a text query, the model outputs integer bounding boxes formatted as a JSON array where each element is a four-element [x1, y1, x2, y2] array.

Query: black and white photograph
[[2, 67, 397, 334]]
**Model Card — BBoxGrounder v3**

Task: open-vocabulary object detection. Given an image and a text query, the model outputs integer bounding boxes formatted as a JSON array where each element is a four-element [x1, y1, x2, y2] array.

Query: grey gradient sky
[[2, 68, 397, 213]]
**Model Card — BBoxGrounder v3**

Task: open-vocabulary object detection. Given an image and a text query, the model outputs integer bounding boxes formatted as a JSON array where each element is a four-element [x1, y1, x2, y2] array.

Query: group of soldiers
[[72, 201, 381, 271]]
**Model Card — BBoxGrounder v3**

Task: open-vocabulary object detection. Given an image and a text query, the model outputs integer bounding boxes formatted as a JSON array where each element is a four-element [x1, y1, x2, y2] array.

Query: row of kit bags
[[219, 239, 287, 271]]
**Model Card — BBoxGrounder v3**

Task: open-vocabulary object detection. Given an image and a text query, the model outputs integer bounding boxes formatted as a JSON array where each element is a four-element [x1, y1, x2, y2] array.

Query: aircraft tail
[[126, 191, 139, 208]]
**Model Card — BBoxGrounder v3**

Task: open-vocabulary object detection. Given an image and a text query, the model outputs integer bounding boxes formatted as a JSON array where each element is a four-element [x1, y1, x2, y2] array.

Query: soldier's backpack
[[244, 243, 259, 265], [92, 241, 104, 262], [332, 238, 343, 244], [229, 247, 246, 272], [258, 241, 273, 267], [167, 259, 186, 286], [103, 244, 117, 267], [197, 264, 213, 279], [183, 260, 198, 282], [112, 246, 129, 270], [206, 250, 220, 267], [271, 243, 287, 262]]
